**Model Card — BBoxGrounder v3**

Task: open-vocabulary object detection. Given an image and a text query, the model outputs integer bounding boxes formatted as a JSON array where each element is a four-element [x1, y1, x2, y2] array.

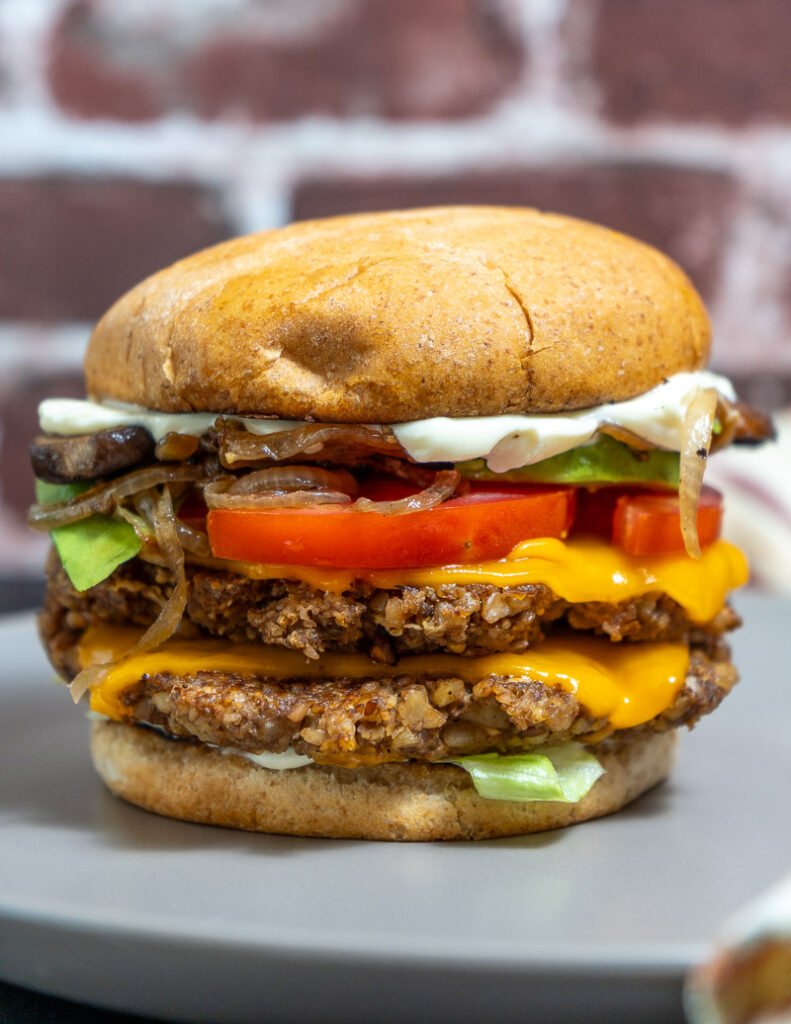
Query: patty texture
[[115, 646, 734, 766], [42, 582, 736, 767], [43, 552, 739, 668]]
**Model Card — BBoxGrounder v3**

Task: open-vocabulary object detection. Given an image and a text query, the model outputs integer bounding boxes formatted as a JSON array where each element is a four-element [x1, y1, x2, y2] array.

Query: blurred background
[[1, 0, 790, 598]]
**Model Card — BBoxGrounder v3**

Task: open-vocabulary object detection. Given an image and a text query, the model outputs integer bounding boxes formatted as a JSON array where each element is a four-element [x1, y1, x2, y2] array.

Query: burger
[[29, 206, 773, 841]]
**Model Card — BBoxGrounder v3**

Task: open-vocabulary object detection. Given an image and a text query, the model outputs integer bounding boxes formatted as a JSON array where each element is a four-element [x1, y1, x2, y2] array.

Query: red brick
[[0, 369, 84, 527], [48, 0, 524, 122], [49, 1, 165, 121], [291, 164, 740, 299], [575, 0, 791, 127], [0, 178, 231, 320]]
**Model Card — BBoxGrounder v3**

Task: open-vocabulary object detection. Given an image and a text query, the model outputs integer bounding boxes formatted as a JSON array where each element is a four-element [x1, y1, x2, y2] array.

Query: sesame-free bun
[[91, 721, 676, 842], [85, 206, 709, 422]]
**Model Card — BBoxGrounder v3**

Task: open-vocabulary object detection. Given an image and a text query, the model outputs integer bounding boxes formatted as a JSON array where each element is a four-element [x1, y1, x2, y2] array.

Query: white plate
[[1, 597, 789, 1024]]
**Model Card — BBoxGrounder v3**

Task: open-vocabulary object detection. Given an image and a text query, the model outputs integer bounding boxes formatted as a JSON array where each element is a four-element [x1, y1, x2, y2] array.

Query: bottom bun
[[91, 721, 677, 842]]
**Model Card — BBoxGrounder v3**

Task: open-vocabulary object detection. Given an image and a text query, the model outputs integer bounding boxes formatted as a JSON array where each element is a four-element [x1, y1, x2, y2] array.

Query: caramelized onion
[[226, 466, 358, 496], [69, 486, 188, 703], [28, 464, 205, 531], [712, 398, 777, 451], [352, 469, 461, 515], [204, 480, 351, 510], [175, 520, 211, 557], [155, 432, 200, 461], [679, 388, 719, 558], [599, 423, 658, 451], [217, 421, 401, 467]]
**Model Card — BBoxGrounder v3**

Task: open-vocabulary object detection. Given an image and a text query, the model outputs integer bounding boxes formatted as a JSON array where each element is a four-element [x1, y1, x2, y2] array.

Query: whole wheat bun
[[91, 721, 677, 842], [85, 206, 709, 421]]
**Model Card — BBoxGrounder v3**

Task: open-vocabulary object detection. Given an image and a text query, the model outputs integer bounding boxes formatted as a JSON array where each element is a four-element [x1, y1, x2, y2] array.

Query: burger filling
[[29, 372, 772, 803]]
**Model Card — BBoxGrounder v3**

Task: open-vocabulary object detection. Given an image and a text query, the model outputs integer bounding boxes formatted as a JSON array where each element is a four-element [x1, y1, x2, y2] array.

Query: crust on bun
[[91, 721, 677, 842], [84, 206, 710, 421]]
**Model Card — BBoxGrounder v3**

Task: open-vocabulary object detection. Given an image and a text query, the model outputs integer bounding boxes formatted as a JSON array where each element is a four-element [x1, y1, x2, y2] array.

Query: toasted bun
[[85, 206, 709, 421], [91, 721, 677, 842]]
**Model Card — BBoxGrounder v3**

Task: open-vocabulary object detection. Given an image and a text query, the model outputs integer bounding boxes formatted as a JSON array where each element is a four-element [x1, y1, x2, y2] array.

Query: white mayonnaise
[[40, 370, 734, 473], [231, 748, 313, 771], [393, 371, 735, 472], [87, 713, 313, 771], [39, 398, 303, 442]]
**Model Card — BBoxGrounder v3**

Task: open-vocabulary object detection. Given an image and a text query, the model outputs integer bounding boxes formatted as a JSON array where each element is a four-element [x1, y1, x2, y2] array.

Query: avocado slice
[[457, 435, 679, 488]]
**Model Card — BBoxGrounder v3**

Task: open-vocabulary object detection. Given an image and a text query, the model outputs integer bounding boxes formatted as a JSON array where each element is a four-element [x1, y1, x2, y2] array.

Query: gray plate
[[1, 596, 789, 1024]]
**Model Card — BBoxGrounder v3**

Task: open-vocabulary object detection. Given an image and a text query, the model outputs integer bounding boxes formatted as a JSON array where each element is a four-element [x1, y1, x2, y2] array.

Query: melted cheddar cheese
[[80, 626, 690, 732], [79, 537, 747, 736], [190, 538, 748, 624]]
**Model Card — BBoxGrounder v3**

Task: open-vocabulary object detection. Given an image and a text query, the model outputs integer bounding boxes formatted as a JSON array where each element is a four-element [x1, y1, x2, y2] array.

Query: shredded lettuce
[[450, 744, 605, 803], [458, 435, 680, 487], [35, 480, 141, 592]]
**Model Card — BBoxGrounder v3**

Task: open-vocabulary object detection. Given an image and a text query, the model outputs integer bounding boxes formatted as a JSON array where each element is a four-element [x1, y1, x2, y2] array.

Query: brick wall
[[1, 0, 790, 576]]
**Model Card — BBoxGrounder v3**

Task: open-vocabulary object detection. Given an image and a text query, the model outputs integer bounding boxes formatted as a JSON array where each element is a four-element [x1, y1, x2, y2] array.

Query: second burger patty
[[45, 554, 739, 662]]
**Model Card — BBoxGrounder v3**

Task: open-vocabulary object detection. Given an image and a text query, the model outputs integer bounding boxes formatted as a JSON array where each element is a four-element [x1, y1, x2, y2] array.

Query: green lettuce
[[35, 480, 141, 592], [450, 744, 605, 803], [458, 435, 679, 488]]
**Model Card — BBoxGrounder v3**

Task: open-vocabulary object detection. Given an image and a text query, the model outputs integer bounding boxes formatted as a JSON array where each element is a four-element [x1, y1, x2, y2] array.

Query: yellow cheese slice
[[199, 538, 748, 625], [80, 626, 690, 732]]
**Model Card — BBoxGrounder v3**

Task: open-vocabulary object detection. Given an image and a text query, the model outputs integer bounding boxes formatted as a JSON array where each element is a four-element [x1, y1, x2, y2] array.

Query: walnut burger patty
[[29, 206, 768, 840], [42, 553, 740, 665]]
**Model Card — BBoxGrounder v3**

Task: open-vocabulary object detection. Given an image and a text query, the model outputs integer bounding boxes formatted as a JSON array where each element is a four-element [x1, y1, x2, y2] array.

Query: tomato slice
[[207, 484, 576, 568], [612, 487, 723, 556]]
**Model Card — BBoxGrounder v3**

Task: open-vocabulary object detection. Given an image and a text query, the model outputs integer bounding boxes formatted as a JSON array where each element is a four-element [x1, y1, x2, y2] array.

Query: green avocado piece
[[457, 435, 680, 487], [35, 479, 141, 592]]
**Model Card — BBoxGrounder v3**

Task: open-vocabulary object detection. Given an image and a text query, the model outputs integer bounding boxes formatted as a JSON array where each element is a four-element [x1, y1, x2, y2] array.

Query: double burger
[[29, 206, 772, 840]]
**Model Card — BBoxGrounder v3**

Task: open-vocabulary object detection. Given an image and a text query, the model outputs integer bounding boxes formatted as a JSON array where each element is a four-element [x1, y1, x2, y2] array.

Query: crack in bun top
[[84, 206, 711, 422]]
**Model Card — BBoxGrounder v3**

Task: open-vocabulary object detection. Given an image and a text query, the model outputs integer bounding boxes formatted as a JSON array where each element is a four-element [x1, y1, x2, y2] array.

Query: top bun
[[85, 206, 710, 422]]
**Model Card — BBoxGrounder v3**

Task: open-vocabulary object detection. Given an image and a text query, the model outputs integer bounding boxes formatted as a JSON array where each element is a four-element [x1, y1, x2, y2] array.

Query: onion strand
[[69, 485, 189, 703], [352, 469, 461, 515], [28, 464, 206, 531], [202, 465, 358, 510], [217, 421, 401, 467], [679, 388, 719, 558]]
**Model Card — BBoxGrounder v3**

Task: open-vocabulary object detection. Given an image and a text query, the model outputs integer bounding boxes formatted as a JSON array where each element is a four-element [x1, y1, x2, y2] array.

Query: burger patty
[[43, 553, 739, 664], [100, 646, 736, 767]]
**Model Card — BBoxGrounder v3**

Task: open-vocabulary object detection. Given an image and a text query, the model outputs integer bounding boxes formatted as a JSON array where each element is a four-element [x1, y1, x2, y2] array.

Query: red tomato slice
[[207, 485, 576, 569], [612, 487, 723, 556]]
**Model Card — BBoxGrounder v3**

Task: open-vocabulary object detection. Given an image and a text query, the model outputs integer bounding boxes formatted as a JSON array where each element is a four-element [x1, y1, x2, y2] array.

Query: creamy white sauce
[[40, 370, 734, 473], [393, 372, 734, 472], [39, 398, 303, 442], [229, 748, 313, 771], [88, 713, 313, 770]]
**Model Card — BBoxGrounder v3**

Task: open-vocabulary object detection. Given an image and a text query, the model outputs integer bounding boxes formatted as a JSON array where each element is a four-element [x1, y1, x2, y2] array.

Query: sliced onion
[[679, 388, 719, 558], [69, 486, 188, 703], [352, 469, 461, 516], [711, 397, 776, 451], [226, 465, 358, 496], [175, 520, 211, 556], [217, 420, 401, 467], [28, 464, 206, 531], [599, 423, 659, 451], [155, 432, 200, 461], [368, 456, 445, 487], [204, 480, 352, 510]]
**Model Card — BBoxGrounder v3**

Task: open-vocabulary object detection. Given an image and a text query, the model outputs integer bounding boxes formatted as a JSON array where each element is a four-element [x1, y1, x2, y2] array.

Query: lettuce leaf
[[450, 744, 605, 803], [458, 435, 680, 487], [35, 480, 141, 592]]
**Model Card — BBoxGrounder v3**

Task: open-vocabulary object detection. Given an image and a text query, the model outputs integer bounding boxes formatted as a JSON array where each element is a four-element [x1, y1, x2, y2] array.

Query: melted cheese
[[80, 626, 689, 732], [186, 538, 748, 624]]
